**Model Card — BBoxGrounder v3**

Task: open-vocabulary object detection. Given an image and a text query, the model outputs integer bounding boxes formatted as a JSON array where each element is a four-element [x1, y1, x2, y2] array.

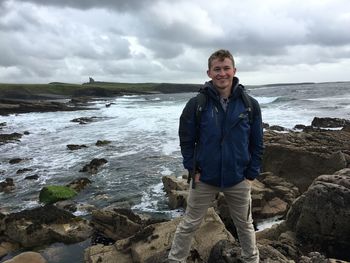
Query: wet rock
[[270, 125, 289, 132], [0, 178, 15, 192], [1, 205, 93, 248], [9, 158, 24, 164], [2, 251, 47, 263], [262, 122, 270, 129], [16, 168, 33, 174], [24, 174, 39, 180], [0, 133, 22, 145], [70, 116, 99, 125], [66, 177, 92, 192], [39, 185, 77, 205], [0, 99, 89, 116], [23, 131, 30, 135], [294, 124, 306, 130], [79, 158, 108, 174], [66, 144, 87, 150], [311, 117, 350, 128], [95, 140, 111, 146]]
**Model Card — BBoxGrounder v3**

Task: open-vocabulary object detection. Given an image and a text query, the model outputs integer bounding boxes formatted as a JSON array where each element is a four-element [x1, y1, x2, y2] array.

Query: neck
[[216, 86, 232, 99]]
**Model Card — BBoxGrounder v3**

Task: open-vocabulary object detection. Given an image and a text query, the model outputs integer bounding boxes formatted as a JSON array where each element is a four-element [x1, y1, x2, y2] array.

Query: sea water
[[1, 82, 350, 217], [1, 82, 349, 262]]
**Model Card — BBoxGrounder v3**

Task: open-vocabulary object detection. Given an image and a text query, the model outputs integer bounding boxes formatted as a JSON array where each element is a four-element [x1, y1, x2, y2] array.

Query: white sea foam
[[1, 87, 350, 215], [255, 96, 279, 105]]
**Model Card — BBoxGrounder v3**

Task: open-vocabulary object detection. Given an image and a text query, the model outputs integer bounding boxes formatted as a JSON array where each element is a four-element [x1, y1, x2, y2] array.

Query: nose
[[217, 69, 226, 76]]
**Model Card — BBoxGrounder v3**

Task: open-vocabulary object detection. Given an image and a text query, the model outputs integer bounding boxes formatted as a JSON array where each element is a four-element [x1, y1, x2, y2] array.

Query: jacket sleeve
[[178, 97, 197, 172], [245, 97, 264, 180]]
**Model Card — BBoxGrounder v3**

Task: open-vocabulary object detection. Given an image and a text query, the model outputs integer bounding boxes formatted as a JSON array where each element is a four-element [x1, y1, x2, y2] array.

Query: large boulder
[[286, 168, 350, 260], [0, 205, 93, 248], [85, 208, 235, 263], [91, 207, 143, 241], [263, 129, 350, 192]]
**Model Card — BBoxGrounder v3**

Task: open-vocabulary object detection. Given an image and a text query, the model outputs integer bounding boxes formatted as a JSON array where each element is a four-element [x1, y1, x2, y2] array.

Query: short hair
[[208, 49, 235, 69]]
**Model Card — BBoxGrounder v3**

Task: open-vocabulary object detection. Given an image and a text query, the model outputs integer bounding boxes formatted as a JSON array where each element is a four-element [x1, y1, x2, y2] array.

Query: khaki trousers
[[168, 180, 259, 263]]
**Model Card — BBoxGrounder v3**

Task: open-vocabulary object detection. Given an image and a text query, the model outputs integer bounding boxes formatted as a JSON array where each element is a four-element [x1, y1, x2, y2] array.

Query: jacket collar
[[201, 77, 242, 101]]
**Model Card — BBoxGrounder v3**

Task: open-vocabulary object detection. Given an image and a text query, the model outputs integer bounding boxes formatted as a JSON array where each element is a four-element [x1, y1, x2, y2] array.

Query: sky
[[1, 0, 350, 85]]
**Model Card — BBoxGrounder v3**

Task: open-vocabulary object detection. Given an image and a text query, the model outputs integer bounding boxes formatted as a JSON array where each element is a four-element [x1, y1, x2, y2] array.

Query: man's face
[[207, 58, 236, 91]]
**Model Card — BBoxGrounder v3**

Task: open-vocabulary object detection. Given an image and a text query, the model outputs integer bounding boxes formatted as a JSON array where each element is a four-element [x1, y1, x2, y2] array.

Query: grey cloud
[[8, 0, 155, 12]]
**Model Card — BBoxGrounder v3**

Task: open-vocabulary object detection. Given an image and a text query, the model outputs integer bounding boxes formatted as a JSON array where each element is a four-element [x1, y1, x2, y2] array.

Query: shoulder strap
[[240, 85, 254, 124], [195, 92, 207, 143]]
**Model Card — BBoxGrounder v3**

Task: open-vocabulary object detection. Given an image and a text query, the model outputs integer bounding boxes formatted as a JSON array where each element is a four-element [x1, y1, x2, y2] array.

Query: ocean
[[1, 81, 350, 262], [1, 82, 350, 218]]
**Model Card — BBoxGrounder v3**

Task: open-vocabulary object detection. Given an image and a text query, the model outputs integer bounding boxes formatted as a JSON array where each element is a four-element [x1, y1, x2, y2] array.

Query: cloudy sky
[[1, 0, 350, 85]]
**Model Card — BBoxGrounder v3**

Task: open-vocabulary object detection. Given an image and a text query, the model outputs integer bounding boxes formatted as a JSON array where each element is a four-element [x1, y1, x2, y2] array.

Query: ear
[[207, 69, 211, 78], [233, 67, 237, 75]]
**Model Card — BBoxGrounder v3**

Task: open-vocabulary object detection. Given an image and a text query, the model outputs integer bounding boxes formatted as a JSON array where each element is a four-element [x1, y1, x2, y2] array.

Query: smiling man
[[168, 49, 264, 263]]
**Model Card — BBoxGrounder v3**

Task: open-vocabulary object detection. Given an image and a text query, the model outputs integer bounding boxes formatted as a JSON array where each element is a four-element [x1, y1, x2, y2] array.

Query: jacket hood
[[201, 77, 243, 101]]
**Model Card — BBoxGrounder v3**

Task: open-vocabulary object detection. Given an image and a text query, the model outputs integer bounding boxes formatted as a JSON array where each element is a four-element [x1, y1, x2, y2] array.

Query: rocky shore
[[0, 116, 349, 262], [1, 90, 350, 262]]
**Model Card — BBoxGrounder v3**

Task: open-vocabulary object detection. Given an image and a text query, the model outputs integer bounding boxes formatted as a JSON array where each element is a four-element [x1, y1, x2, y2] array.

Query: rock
[[0, 178, 15, 192], [24, 174, 39, 180], [260, 173, 300, 205], [342, 125, 350, 132], [16, 168, 33, 174], [263, 122, 270, 129], [39, 185, 77, 204], [95, 140, 111, 146], [299, 252, 329, 263], [79, 158, 108, 174], [0, 99, 90, 116], [263, 129, 350, 192], [9, 158, 24, 164], [294, 124, 306, 130], [66, 144, 87, 150], [66, 177, 92, 192], [1, 205, 92, 248], [85, 208, 234, 263], [311, 117, 350, 128], [84, 243, 133, 263], [0, 241, 19, 259], [162, 175, 189, 193], [3, 251, 47, 263], [71, 116, 100, 125], [286, 168, 350, 260], [91, 207, 143, 241], [0, 133, 22, 145], [260, 197, 288, 218], [270, 125, 289, 132], [168, 190, 188, 209]]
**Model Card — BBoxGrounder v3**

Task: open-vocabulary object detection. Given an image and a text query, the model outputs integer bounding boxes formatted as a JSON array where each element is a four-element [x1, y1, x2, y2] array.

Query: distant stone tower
[[89, 77, 95, 83]]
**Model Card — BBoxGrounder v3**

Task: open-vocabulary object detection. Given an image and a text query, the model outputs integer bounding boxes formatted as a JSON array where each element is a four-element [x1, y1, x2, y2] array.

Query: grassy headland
[[0, 82, 202, 100]]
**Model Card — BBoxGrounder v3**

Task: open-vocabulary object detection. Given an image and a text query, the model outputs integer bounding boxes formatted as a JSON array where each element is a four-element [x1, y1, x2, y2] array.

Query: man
[[168, 49, 263, 263]]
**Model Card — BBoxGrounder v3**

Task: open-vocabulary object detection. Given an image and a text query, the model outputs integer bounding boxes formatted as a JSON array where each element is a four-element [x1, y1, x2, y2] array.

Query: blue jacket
[[179, 77, 263, 188]]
